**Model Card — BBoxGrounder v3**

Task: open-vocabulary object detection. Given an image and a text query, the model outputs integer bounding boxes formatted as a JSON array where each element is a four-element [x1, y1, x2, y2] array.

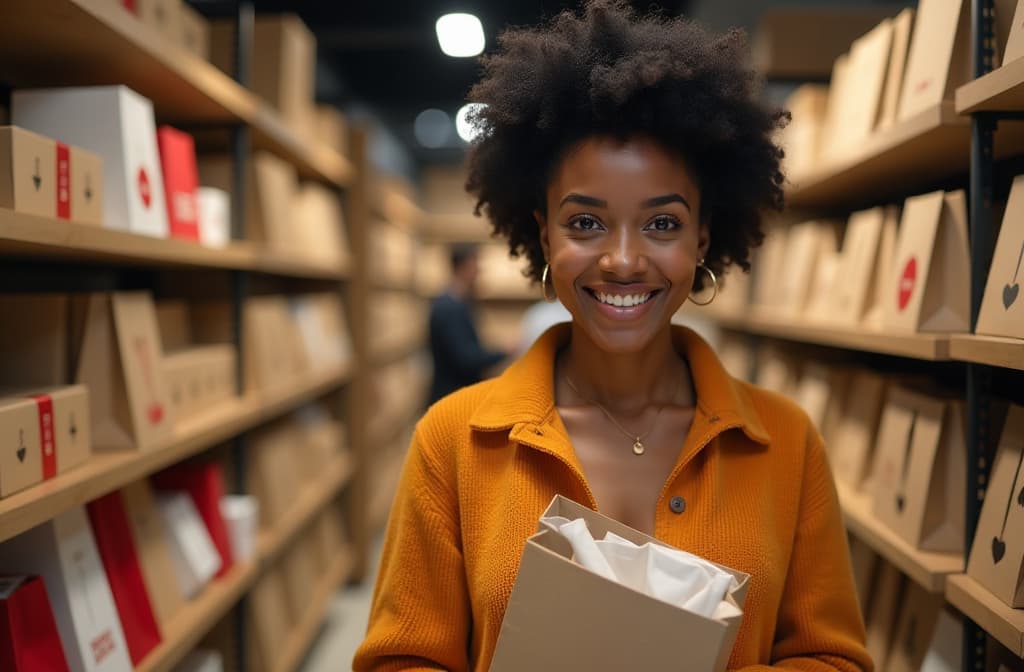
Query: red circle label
[[137, 167, 151, 209], [897, 257, 917, 312]]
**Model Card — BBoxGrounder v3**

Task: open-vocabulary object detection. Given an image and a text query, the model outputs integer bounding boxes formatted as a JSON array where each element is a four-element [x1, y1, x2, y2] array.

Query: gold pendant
[[632, 439, 645, 456]]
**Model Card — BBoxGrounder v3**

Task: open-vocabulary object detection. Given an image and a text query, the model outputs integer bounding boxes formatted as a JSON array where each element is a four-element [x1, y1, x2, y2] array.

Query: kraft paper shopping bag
[[871, 386, 966, 553], [967, 403, 1024, 608], [830, 371, 888, 491], [834, 19, 893, 151], [886, 583, 946, 672], [977, 174, 1024, 339], [877, 8, 915, 132], [864, 561, 904, 672], [882, 190, 971, 333], [863, 205, 900, 330], [833, 207, 886, 325], [898, 0, 970, 121]]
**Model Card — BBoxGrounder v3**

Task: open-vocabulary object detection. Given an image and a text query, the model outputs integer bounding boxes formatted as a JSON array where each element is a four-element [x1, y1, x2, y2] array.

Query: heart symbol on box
[[896, 494, 905, 513], [993, 536, 1007, 563], [1006, 284, 1020, 309], [15, 430, 26, 463]]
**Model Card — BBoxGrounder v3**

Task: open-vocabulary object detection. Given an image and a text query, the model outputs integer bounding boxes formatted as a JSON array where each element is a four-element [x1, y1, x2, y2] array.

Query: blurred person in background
[[427, 243, 508, 404]]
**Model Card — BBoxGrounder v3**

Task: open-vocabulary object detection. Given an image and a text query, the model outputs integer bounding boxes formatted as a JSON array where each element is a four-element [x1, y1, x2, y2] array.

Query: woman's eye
[[569, 215, 602, 231], [645, 216, 680, 233]]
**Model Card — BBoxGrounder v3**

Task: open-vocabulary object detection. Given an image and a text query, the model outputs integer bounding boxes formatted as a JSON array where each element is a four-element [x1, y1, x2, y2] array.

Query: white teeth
[[595, 291, 652, 307]]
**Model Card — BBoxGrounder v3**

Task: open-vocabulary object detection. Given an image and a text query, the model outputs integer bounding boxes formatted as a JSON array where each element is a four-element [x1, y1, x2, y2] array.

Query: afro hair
[[464, 0, 788, 288]]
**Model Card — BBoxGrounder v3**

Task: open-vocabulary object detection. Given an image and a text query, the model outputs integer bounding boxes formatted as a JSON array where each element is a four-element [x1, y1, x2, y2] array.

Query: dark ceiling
[[197, 1, 693, 167]]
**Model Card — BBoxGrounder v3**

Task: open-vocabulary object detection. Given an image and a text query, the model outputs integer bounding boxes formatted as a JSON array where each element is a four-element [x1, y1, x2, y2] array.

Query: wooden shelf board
[[787, 103, 968, 209], [837, 483, 963, 593], [957, 57, 1024, 114], [256, 454, 356, 566], [946, 573, 1024, 658], [0, 0, 352, 186], [949, 334, 1024, 371], [0, 367, 351, 545], [137, 561, 260, 672], [273, 548, 355, 672], [708, 308, 952, 360], [0, 209, 355, 280]]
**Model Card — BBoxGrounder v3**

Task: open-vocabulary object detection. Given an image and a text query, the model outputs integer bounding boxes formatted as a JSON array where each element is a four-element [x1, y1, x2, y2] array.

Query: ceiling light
[[436, 13, 485, 57], [456, 103, 486, 143], [414, 108, 452, 148]]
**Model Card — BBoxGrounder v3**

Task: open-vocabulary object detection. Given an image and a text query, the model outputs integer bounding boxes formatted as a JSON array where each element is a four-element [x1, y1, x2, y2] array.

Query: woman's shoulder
[[416, 377, 505, 443]]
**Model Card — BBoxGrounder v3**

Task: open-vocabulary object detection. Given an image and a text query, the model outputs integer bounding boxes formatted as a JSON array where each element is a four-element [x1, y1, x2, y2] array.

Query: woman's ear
[[534, 209, 551, 261], [697, 217, 711, 260]]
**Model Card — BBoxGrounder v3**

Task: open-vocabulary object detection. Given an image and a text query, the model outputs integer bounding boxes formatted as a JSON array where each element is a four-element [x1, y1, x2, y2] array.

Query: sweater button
[[669, 496, 686, 514]]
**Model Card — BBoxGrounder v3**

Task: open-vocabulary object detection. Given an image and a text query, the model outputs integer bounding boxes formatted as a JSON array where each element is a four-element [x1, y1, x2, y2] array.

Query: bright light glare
[[456, 103, 486, 143], [414, 109, 452, 148], [436, 13, 485, 57]]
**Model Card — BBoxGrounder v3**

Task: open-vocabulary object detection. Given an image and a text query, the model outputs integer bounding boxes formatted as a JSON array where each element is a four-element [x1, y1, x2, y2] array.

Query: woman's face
[[537, 135, 709, 354]]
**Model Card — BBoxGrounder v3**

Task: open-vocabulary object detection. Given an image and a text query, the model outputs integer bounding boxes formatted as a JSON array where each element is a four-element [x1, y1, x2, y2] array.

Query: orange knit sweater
[[353, 326, 873, 671]]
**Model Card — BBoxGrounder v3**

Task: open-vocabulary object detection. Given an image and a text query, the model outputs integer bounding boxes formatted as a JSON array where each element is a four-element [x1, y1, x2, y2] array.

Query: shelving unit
[[949, 334, 1024, 371], [0, 1, 372, 668], [957, 55, 1024, 113]]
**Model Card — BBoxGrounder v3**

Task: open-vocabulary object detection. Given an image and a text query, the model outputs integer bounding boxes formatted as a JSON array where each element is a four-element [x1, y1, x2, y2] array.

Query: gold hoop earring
[[541, 263, 557, 303], [689, 260, 718, 306]]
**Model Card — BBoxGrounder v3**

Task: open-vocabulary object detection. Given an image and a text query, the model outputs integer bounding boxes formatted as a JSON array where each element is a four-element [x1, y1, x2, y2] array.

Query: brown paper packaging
[[977, 173, 1024, 338]]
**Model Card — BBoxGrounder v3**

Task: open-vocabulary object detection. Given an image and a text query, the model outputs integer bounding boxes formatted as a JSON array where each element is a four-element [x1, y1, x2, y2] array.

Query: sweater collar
[[468, 323, 770, 447]]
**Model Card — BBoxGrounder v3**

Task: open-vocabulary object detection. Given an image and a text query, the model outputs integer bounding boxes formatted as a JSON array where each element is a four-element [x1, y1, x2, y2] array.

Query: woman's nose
[[597, 227, 648, 277]]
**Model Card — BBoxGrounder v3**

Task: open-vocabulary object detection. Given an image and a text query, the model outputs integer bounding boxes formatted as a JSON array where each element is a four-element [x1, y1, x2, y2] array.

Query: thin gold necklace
[[563, 375, 666, 456]]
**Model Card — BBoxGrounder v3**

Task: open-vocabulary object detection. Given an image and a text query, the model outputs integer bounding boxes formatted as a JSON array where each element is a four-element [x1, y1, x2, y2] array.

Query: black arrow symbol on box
[[85, 175, 92, 202], [32, 158, 41, 191], [70, 414, 78, 442], [16, 430, 25, 463]]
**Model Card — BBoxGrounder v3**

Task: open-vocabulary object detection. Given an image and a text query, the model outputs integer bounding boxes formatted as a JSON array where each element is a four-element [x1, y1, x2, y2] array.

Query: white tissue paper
[[541, 515, 742, 620]]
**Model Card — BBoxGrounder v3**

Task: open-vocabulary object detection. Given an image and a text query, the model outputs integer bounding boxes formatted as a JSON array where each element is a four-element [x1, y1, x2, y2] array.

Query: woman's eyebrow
[[559, 193, 607, 208], [641, 193, 691, 212]]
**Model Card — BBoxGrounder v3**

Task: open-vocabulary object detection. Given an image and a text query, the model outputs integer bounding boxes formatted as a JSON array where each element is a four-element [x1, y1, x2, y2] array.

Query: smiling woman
[[353, 2, 873, 671]]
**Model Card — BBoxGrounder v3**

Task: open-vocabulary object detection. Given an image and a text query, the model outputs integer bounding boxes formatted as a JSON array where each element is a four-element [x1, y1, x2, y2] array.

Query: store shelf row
[[0, 364, 354, 545], [0, 0, 354, 186], [138, 456, 356, 672], [703, 307, 1023, 371], [945, 573, 1024, 659], [836, 483, 963, 594], [0, 209, 352, 281]]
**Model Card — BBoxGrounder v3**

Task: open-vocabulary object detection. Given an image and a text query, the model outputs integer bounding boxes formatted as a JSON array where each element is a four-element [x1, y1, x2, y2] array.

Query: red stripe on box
[[56, 143, 71, 220], [32, 395, 57, 479]]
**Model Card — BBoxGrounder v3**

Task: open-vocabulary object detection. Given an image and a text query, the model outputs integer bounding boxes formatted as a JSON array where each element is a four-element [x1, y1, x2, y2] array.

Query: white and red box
[[156, 126, 200, 241], [0, 507, 133, 672], [12, 86, 169, 238]]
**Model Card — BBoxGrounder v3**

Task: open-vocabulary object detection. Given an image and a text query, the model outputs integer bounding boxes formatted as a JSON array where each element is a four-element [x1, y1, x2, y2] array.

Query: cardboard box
[[69, 145, 104, 226], [13, 86, 169, 237], [178, 3, 209, 60], [777, 221, 839, 317], [885, 582, 946, 672], [920, 608, 962, 672], [219, 495, 258, 564], [155, 300, 192, 352], [871, 387, 966, 553], [210, 15, 315, 129], [314, 104, 348, 157], [882, 190, 971, 333], [175, 649, 223, 672], [831, 371, 887, 491], [290, 293, 351, 370], [0, 294, 69, 388], [156, 492, 222, 599], [967, 403, 1024, 608], [863, 205, 900, 330], [864, 561, 902, 671], [163, 345, 237, 423], [977, 173, 1024, 338], [0, 507, 133, 672], [898, 0, 970, 121], [847, 536, 879, 613], [281, 540, 317, 622], [490, 495, 749, 672], [156, 126, 200, 241], [832, 207, 887, 325], [247, 423, 301, 528], [75, 293, 175, 451], [313, 505, 347, 575], [780, 85, 828, 178], [134, 0, 183, 41], [245, 568, 290, 672], [0, 385, 90, 497], [119, 479, 185, 628], [0, 126, 57, 218], [877, 9, 915, 131], [293, 182, 351, 267], [829, 19, 893, 155]]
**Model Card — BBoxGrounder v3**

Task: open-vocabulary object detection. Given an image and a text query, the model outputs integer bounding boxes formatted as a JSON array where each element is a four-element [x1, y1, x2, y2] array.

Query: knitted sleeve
[[352, 425, 470, 672], [735, 431, 875, 672]]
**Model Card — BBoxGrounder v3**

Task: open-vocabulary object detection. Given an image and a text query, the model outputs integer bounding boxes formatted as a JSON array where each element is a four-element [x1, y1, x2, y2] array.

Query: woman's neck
[[556, 322, 694, 414]]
